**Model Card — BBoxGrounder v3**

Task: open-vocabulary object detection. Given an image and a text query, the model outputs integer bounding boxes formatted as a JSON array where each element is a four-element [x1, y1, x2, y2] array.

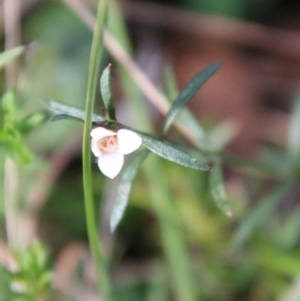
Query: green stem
[[82, 0, 112, 300]]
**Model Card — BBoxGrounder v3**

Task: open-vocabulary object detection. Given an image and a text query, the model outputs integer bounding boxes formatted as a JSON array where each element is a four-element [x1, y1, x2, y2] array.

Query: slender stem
[[4, 0, 21, 89], [3, 0, 21, 249], [4, 157, 20, 248], [82, 0, 113, 299]]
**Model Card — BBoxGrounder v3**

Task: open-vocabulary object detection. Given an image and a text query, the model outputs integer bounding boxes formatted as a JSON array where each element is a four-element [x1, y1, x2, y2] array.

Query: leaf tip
[[110, 213, 120, 233], [110, 222, 116, 233], [49, 116, 56, 122], [39, 98, 47, 107], [212, 60, 223, 73]]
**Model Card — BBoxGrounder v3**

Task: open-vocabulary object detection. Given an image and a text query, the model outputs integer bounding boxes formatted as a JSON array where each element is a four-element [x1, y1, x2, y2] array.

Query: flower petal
[[117, 129, 142, 154], [97, 151, 124, 179], [90, 127, 116, 140], [91, 138, 102, 157]]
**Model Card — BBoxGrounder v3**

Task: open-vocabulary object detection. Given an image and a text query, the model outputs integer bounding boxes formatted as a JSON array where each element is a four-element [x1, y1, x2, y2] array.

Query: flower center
[[97, 135, 119, 153]]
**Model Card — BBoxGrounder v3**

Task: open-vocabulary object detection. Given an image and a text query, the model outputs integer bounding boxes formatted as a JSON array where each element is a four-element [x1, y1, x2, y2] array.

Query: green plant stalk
[[82, 0, 113, 299], [0, 149, 5, 214], [109, 5, 197, 300]]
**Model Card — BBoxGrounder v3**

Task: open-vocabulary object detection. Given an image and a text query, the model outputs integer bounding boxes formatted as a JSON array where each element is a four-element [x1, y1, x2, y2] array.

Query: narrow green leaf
[[0, 46, 25, 69], [231, 183, 290, 249], [288, 90, 300, 167], [162, 60, 222, 133], [110, 149, 150, 232], [276, 205, 300, 249], [164, 66, 208, 143], [209, 159, 232, 217], [19, 111, 50, 134], [138, 132, 211, 171], [42, 100, 104, 122], [2, 91, 19, 140], [11, 141, 34, 165], [164, 66, 179, 101], [2, 91, 16, 124], [222, 152, 289, 178], [50, 114, 84, 123], [100, 64, 116, 120]]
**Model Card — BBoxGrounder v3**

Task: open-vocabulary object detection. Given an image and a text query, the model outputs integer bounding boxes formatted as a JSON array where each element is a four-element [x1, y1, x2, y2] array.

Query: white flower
[[90, 127, 142, 179]]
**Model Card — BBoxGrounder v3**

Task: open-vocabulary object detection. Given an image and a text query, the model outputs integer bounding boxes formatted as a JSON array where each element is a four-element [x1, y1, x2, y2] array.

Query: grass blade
[[232, 183, 290, 249], [164, 66, 208, 144], [42, 100, 104, 122], [0, 46, 25, 69], [110, 149, 149, 232], [139, 132, 211, 171], [209, 159, 232, 217], [100, 64, 116, 120], [81, 0, 113, 299], [162, 61, 222, 133]]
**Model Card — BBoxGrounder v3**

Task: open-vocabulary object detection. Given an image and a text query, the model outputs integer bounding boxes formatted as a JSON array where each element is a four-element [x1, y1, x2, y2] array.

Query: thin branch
[[4, 0, 21, 89], [4, 157, 20, 249], [3, 0, 21, 250]]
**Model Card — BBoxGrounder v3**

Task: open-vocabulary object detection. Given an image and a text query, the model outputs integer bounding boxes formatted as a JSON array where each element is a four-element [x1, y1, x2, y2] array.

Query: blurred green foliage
[[0, 241, 52, 301], [1, 1, 300, 301]]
